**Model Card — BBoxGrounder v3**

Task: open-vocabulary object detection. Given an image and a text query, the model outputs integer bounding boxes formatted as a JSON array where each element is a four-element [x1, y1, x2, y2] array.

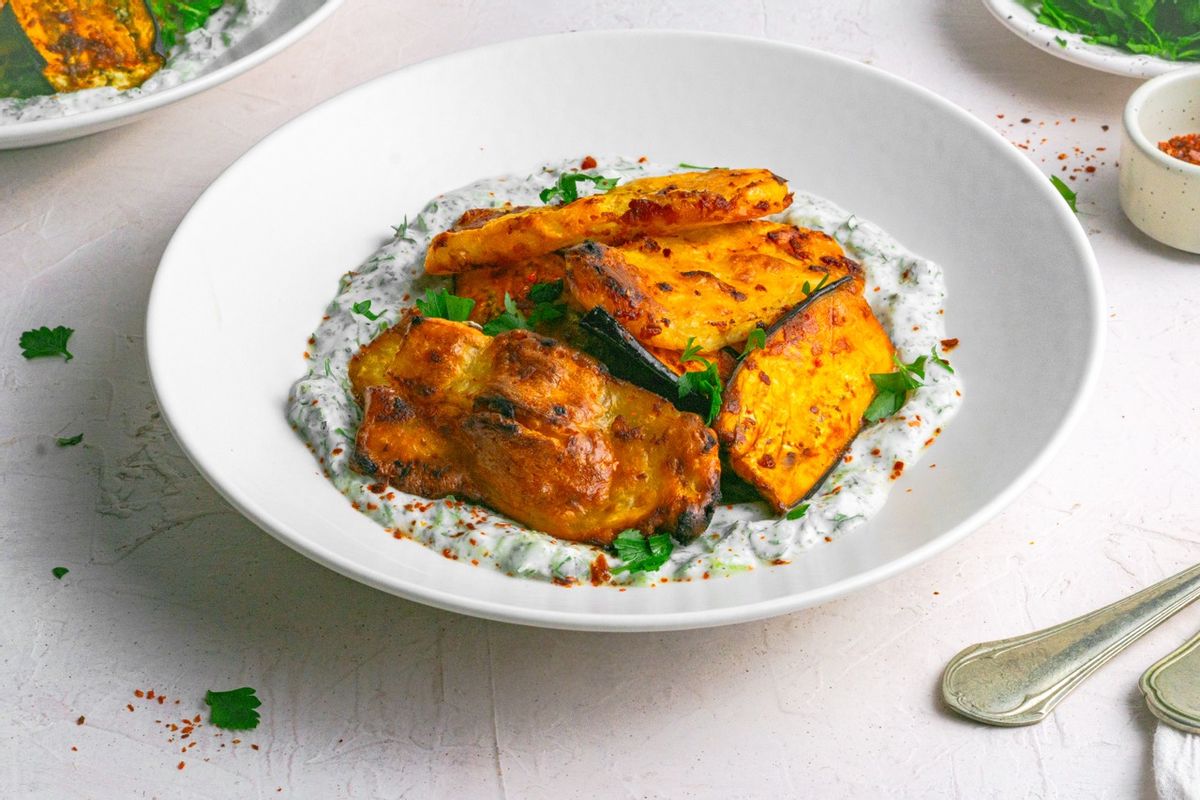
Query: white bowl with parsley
[[146, 31, 1104, 631]]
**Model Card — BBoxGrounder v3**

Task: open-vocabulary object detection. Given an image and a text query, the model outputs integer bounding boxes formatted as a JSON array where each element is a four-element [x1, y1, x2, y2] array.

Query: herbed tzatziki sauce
[[287, 157, 964, 587], [0, 0, 278, 125]]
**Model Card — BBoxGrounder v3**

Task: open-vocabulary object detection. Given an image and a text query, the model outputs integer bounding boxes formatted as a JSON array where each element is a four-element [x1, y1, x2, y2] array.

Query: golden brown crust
[[424, 169, 793, 274], [563, 221, 861, 352], [9, 0, 163, 92], [349, 313, 720, 545], [713, 282, 894, 512]]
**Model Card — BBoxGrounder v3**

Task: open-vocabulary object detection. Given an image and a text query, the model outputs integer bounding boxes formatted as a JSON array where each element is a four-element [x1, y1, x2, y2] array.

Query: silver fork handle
[[942, 562, 1200, 727]]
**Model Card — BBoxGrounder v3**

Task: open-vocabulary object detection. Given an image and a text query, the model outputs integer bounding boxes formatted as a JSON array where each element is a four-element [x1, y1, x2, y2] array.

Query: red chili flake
[[76, 716, 85, 725], [1101, 124, 1109, 131], [590, 554, 611, 586], [890, 460, 906, 480], [996, 113, 1004, 119], [637, 156, 648, 163], [1057, 153, 1068, 160], [178, 761, 186, 770], [126, 704, 134, 712], [1020, 117, 1031, 123], [251, 744, 260, 751], [940, 337, 960, 352], [134, 690, 145, 698], [870, 448, 881, 457], [71, 746, 78, 751], [580, 155, 598, 169], [823, 536, 832, 543], [1158, 133, 1200, 166]]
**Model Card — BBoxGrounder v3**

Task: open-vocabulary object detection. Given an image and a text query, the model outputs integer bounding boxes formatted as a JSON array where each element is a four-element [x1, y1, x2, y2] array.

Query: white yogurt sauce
[[0, 0, 277, 125], [287, 157, 964, 586]]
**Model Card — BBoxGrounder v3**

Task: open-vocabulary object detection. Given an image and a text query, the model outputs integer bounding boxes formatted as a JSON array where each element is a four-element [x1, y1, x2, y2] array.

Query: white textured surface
[[1, 1, 1198, 797]]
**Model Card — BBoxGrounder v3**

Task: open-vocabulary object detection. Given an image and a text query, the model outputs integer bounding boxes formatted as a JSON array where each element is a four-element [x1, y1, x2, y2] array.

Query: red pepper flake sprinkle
[[76, 716, 85, 725], [580, 155, 597, 169], [939, 337, 959, 352], [890, 461, 906, 480], [126, 704, 134, 712], [1159, 134, 1200, 166], [178, 761, 186, 770]]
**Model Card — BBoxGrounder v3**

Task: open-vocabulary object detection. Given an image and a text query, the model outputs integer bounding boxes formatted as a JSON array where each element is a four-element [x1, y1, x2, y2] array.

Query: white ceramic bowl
[[0, 0, 341, 150], [1120, 67, 1200, 254], [146, 31, 1104, 631], [982, 0, 1190, 79]]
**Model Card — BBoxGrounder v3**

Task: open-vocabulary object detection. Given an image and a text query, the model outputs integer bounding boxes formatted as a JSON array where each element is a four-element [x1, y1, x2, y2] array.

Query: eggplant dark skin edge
[[578, 306, 711, 418], [722, 274, 858, 515]]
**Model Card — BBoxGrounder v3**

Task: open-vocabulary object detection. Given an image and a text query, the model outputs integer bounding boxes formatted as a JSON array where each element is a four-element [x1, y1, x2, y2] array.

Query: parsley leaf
[[415, 289, 475, 322], [51, 567, 69, 579], [677, 338, 723, 424], [611, 529, 674, 574], [528, 280, 564, 304], [539, 173, 620, 205], [1050, 175, 1078, 212], [19, 326, 74, 361], [928, 346, 954, 375], [204, 687, 262, 731], [56, 434, 84, 447], [864, 353, 931, 423], [482, 293, 529, 336], [785, 503, 810, 521], [527, 302, 565, 326], [742, 327, 766, 358], [351, 300, 383, 321], [148, 0, 225, 50]]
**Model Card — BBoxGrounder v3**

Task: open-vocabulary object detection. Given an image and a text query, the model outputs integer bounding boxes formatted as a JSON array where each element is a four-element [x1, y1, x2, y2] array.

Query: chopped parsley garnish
[[742, 327, 767, 358], [391, 216, 413, 240], [677, 338, 723, 424], [204, 687, 262, 731], [801, 273, 832, 297], [415, 288, 474, 322], [482, 282, 566, 334], [19, 326, 74, 361], [539, 173, 620, 205], [785, 504, 810, 521], [351, 300, 383, 321], [1050, 175, 1078, 212], [482, 293, 529, 336], [51, 567, 69, 579], [1034, 1, 1200, 62], [334, 427, 352, 439], [528, 280, 564, 304], [864, 348, 954, 423], [611, 529, 674, 574], [148, 0, 224, 50], [56, 434, 84, 447], [678, 162, 719, 170]]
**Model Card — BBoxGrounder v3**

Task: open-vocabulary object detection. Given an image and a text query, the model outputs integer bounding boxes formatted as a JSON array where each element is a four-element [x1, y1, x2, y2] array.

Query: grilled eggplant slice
[[7, 0, 163, 93], [424, 169, 793, 274], [564, 221, 861, 352], [713, 277, 894, 513], [350, 312, 721, 545]]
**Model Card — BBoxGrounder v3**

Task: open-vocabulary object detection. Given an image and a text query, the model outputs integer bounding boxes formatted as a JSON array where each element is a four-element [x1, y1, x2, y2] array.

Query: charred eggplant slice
[[713, 277, 895, 513]]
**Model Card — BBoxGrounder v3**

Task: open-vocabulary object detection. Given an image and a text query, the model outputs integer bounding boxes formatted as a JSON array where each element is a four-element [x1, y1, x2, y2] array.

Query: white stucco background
[[2, 2, 1199, 797]]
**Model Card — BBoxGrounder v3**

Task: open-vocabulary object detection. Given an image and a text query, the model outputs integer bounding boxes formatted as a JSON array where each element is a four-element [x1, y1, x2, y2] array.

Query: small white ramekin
[[1119, 66, 1200, 254]]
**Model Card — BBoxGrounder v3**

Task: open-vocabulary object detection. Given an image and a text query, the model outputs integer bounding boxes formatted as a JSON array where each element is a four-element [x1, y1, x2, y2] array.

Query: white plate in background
[[982, 0, 1191, 79], [0, 0, 341, 149], [147, 31, 1104, 631]]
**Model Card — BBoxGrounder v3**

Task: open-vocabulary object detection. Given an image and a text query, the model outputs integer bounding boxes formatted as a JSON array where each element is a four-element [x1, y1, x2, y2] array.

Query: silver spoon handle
[[942, 562, 1200, 727], [1141, 630, 1200, 734]]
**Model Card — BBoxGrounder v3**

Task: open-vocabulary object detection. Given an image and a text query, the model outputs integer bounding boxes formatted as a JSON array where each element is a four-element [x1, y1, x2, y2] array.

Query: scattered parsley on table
[[204, 687, 262, 731], [19, 326, 74, 361], [1050, 175, 1078, 212], [56, 434, 84, 447], [51, 567, 69, 579]]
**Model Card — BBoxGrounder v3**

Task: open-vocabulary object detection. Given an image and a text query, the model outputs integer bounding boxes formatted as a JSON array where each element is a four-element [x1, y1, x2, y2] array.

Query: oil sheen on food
[[287, 158, 964, 586], [0, 0, 278, 124]]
